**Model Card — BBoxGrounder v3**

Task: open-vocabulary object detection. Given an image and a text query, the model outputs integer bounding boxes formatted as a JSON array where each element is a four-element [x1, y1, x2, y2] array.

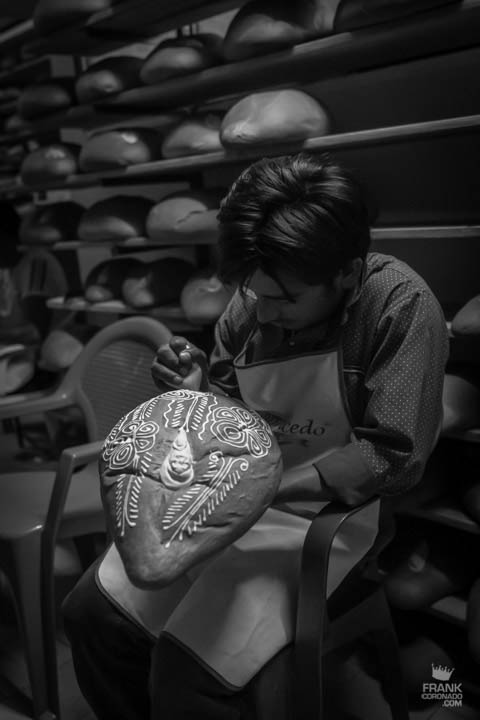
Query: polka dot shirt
[[209, 253, 449, 503]]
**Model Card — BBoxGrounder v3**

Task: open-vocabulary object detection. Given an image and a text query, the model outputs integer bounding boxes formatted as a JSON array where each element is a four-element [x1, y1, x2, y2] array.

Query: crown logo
[[432, 664, 454, 681]]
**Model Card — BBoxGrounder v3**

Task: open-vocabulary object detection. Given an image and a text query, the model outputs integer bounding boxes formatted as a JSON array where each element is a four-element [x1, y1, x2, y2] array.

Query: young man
[[63, 153, 449, 720]]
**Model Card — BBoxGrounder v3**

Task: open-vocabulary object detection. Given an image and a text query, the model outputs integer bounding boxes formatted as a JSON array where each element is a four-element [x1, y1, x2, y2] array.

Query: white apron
[[97, 338, 380, 688]]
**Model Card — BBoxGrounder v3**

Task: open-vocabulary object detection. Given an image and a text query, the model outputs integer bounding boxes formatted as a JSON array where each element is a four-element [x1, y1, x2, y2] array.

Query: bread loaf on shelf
[[140, 34, 223, 85], [161, 114, 223, 158], [78, 195, 153, 243], [146, 190, 220, 244], [20, 144, 80, 185], [75, 56, 143, 104], [79, 128, 164, 171], [20, 202, 84, 245], [220, 89, 330, 147], [121, 257, 194, 309]]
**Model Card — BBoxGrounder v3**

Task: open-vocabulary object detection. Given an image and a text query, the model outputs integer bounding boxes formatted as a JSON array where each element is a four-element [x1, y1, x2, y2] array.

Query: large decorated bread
[[99, 390, 283, 586]]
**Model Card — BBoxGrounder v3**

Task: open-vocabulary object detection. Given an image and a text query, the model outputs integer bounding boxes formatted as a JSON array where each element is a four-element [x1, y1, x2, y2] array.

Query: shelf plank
[[46, 296, 202, 331], [17, 227, 480, 253], [16, 1, 480, 133], [19, 234, 218, 251], [95, 0, 480, 114], [428, 594, 467, 626], [0, 55, 51, 89], [22, 0, 480, 64], [399, 498, 480, 535], [25, 0, 240, 56], [371, 226, 480, 241], [0, 19, 35, 56], [3, 112, 480, 197], [442, 429, 480, 443]]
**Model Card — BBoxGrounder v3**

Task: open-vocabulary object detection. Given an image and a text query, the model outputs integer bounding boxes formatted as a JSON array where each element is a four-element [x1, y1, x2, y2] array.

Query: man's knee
[[62, 559, 105, 634]]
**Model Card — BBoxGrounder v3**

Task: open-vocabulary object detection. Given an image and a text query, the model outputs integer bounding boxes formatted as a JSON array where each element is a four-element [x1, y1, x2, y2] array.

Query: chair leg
[[2, 534, 58, 720], [370, 592, 409, 720]]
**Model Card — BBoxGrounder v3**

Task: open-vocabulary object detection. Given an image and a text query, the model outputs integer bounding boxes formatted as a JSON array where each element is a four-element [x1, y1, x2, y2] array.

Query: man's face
[[247, 268, 348, 331]]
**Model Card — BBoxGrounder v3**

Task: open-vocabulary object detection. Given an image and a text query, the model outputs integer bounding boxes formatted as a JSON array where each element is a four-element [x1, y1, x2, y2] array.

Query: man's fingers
[[151, 337, 208, 391], [170, 336, 191, 354], [151, 361, 183, 388]]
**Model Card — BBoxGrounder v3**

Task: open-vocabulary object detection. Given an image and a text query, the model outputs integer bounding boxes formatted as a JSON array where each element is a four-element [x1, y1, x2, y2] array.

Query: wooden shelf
[[19, 234, 218, 251], [46, 296, 202, 331], [0, 55, 52, 89], [371, 226, 480, 241], [442, 429, 480, 443], [3, 112, 480, 197], [93, 1, 480, 115], [399, 497, 480, 535], [17, 227, 480, 254], [0, 19, 35, 57], [428, 594, 468, 627], [9, 1, 480, 136], [25, 0, 240, 56]]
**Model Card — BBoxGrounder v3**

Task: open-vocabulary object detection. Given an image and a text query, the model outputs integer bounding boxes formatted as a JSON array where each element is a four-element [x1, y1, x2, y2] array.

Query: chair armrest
[[301, 500, 377, 581], [45, 440, 105, 539], [294, 498, 380, 720], [0, 387, 70, 420], [296, 499, 379, 639]]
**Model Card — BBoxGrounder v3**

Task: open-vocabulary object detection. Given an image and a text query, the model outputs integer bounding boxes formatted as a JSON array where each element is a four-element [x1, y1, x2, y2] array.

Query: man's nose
[[256, 297, 279, 324]]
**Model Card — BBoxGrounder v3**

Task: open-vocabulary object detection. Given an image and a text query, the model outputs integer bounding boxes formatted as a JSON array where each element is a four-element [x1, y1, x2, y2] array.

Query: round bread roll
[[146, 190, 220, 244], [220, 90, 330, 148], [20, 144, 79, 186], [0, 346, 36, 396], [121, 257, 193, 309], [180, 271, 233, 324], [334, 0, 457, 32], [75, 57, 143, 104], [84, 257, 143, 303], [4, 113, 27, 133], [441, 373, 480, 435], [161, 114, 223, 159], [140, 34, 223, 85], [100, 389, 283, 585], [19, 202, 84, 245], [38, 324, 92, 372], [78, 195, 153, 243], [451, 295, 480, 337], [18, 80, 75, 120], [79, 129, 163, 172], [34, 0, 117, 34], [223, 0, 339, 61]]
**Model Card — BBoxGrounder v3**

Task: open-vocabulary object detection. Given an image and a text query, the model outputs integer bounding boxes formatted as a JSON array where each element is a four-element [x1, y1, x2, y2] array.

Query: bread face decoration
[[100, 390, 283, 586]]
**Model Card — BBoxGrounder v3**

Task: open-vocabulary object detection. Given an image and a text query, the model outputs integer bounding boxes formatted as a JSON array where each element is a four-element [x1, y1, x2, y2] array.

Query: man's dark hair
[[217, 153, 371, 287]]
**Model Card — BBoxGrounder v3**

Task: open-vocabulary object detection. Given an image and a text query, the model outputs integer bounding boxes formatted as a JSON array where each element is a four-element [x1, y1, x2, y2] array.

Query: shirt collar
[[338, 259, 367, 326]]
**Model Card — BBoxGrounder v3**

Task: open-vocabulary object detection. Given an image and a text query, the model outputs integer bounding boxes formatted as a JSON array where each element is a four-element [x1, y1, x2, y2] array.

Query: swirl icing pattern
[[103, 417, 159, 469], [210, 405, 272, 457]]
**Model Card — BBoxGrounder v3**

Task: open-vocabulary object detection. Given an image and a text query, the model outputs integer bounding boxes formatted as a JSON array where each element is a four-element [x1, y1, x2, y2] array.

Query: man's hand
[[151, 336, 209, 392]]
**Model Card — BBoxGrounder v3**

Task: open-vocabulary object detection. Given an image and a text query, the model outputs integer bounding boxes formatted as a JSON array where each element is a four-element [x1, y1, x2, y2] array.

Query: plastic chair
[[0, 316, 172, 720], [293, 500, 410, 720]]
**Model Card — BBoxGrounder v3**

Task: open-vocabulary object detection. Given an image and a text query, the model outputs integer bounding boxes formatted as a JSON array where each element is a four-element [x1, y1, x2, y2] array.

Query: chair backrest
[[61, 316, 172, 440]]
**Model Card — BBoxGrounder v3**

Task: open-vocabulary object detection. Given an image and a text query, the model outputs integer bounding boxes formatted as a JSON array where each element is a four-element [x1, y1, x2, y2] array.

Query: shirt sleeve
[[314, 288, 449, 505], [207, 289, 256, 398]]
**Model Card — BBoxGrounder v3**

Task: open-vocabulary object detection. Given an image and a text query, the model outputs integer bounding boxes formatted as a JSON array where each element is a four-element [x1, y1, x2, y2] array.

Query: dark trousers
[[62, 560, 392, 720], [62, 560, 291, 720]]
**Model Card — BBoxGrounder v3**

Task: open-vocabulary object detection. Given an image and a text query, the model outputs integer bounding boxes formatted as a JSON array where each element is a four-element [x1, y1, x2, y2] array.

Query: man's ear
[[340, 258, 363, 290]]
